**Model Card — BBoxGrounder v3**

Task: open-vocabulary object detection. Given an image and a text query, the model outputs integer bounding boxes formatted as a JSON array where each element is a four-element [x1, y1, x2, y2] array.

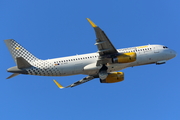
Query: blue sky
[[1, 0, 180, 120]]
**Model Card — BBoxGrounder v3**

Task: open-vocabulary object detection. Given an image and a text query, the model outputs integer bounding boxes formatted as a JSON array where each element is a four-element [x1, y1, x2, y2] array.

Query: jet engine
[[112, 52, 136, 63], [100, 72, 124, 83]]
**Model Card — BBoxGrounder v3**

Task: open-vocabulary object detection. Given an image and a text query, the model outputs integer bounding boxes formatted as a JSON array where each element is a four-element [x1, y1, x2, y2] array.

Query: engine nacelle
[[113, 52, 136, 63], [100, 72, 124, 83]]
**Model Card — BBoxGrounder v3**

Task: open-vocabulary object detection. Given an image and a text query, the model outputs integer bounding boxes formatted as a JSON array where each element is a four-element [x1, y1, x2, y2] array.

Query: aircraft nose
[[170, 49, 177, 58]]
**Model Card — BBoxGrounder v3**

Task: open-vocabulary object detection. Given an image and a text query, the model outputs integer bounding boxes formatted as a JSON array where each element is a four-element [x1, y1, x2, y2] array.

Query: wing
[[87, 18, 118, 56], [53, 76, 95, 89], [87, 18, 118, 65]]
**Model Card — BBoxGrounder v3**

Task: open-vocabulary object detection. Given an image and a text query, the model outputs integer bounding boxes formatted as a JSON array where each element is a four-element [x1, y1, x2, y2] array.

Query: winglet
[[53, 80, 64, 89], [86, 18, 97, 28]]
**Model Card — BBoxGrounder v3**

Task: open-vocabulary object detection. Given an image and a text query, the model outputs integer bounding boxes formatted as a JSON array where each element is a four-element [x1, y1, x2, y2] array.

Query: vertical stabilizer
[[4, 39, 40, 63]]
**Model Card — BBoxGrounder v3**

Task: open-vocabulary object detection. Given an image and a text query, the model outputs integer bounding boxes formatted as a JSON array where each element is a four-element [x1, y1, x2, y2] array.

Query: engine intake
[[100, 72, 124, 83], [113, 52, 136, 63]]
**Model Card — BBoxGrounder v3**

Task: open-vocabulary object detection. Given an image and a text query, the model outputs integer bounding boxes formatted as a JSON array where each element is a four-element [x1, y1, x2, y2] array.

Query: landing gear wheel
[[99, 64, 108, 80]]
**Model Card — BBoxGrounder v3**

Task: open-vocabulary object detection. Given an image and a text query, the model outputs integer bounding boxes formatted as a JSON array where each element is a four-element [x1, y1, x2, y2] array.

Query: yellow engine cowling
[[100, 72, 124, 83], [113, 52, 136, 63]]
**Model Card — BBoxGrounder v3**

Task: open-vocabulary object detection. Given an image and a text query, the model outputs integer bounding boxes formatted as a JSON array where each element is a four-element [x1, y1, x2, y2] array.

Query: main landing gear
[[98, 64, 108, 80]]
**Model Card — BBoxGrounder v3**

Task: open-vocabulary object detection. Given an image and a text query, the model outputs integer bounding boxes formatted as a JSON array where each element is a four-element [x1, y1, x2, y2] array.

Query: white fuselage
[[25, 44, 176, 77]]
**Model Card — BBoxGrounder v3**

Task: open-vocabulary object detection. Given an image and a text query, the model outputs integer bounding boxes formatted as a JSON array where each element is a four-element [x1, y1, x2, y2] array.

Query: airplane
[[4, 18, 177, 89]]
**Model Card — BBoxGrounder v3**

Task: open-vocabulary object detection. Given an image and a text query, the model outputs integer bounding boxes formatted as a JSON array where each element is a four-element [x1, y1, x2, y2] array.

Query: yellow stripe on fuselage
[[136, 46, 148, 49]]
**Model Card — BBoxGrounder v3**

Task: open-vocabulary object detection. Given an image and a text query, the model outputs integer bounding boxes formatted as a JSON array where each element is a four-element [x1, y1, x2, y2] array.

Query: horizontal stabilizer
[[16, 57, 32, 69], [6, 73, 20, 79]]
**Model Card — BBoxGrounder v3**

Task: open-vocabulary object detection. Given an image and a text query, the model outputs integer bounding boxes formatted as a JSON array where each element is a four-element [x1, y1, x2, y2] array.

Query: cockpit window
[[163, 46, 168, 49]]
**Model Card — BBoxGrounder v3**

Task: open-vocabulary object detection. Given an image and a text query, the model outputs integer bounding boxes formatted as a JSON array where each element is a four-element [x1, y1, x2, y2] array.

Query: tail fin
[[4, 39, 39, 64]]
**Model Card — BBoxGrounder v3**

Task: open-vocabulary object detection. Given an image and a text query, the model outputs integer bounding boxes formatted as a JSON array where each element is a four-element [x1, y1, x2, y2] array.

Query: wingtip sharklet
[[86, 18, 97, 28], [53, 80, 64, 89]]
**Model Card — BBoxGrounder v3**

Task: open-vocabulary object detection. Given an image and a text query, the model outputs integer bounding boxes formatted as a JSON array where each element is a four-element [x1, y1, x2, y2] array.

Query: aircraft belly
[[54, 62, 85, 76], [82, 63, 127, 76], [107, 64, 127, 72]]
